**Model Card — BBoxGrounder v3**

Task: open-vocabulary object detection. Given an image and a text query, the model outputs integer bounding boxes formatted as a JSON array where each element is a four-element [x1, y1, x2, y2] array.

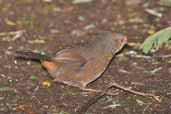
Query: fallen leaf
[[30, 75, 38, 81], [141, 27, 171, 54], [42, 80, 51, 88]]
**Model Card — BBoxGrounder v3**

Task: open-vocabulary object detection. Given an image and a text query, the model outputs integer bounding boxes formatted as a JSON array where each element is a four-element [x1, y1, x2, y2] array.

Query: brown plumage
[[15, 31, 127, 90]]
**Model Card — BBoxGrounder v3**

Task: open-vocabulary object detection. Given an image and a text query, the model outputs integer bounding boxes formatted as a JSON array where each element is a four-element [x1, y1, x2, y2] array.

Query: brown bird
[[15, 31, 127, 91]]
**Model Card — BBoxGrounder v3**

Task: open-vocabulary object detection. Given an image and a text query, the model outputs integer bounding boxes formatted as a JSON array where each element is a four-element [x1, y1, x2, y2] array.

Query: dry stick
[[110, 82, 161, 102], [77, 87, 113, 114], [121, 43, 160, 101], [77, 93, 106, 114], [83, 82, 160, 102], [78, 82, 161, 114]]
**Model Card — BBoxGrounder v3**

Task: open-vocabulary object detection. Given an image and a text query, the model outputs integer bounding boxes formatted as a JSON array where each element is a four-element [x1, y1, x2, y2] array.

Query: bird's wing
[[53, 48, 87, 64]]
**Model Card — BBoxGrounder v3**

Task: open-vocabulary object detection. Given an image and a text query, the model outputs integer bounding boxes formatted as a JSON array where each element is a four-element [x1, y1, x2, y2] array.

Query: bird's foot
[[80, 87, 101, 93], [80, 87, 119, 96]]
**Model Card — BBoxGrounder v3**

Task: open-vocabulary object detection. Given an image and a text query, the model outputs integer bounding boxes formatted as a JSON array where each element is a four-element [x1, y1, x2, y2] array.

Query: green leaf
[[30, 75, 38, 81], [140, 27, 171, 54]]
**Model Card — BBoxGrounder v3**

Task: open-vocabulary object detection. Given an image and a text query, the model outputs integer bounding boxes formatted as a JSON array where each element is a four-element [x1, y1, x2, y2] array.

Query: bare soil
[[0, 0, 171, 114]]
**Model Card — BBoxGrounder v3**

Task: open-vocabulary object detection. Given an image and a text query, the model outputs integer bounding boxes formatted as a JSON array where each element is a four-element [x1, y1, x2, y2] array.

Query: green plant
[[140, 27, 171, 54]]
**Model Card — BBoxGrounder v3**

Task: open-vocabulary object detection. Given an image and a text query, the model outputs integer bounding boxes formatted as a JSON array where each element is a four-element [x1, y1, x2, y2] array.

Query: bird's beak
[[122, 36, 128, 44]]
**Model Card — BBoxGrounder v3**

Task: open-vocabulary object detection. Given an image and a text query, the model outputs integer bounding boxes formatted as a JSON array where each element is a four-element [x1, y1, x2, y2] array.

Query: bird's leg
[[80, 87, 119, 96], [80, 87, 101, 93], [53, 79, 101, 92], [53, 79, 118, 96]]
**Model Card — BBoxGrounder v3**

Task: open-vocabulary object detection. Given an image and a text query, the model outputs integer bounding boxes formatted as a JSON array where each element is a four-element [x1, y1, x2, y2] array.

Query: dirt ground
[[0, 0, 171, 114]]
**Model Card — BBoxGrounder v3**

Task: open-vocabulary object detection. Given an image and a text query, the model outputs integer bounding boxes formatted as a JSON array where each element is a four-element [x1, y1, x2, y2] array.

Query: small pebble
[[84, 24, 95, 30], [78, 16, 86, 21]]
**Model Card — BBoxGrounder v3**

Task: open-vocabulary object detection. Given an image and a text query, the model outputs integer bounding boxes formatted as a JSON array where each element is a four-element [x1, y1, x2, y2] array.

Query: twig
[[155, 54, 171, 59], [107, 66, 160, 102], [77, 87, 112, 114], [78, 82, 161, 114], [110, 82, 161, 102]]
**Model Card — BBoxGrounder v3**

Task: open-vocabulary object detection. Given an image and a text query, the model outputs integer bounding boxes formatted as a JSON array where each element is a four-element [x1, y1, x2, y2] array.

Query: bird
[[15, 31, 127, 92]]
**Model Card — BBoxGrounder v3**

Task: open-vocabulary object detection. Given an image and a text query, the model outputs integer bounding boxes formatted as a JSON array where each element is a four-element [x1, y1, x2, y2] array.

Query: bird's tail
[[15, 51, 52, 61]]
